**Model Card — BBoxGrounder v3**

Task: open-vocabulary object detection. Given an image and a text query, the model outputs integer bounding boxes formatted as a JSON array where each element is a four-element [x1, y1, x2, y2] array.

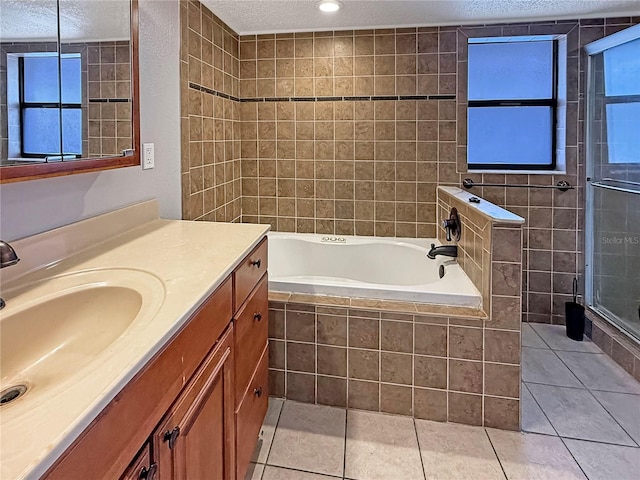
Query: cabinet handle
[[253, 312, 262, 321], [250, 259, 261, 268], [254, 387, 263, 398], [163, 426, 180, 450], [139, 463, 157, 480]]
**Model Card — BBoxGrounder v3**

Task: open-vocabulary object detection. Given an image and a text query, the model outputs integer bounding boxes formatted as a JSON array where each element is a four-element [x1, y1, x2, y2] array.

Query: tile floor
[[247, 324, 640, 480]]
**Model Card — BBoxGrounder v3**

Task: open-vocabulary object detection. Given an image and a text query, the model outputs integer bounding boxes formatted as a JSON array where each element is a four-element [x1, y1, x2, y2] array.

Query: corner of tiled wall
[[180, 0, 242, 222]]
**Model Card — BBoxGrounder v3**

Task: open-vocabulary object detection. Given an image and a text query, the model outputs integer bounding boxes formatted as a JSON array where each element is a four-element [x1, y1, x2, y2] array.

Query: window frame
[[18, 54, 83, 159], [467, 39, 559, 171]]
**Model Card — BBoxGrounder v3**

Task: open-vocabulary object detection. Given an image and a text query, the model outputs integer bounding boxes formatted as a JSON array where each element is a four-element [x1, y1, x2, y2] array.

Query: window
[[602, 37, 640, 164], [20, 53, 82, 158], [467, 38, 557, 170]]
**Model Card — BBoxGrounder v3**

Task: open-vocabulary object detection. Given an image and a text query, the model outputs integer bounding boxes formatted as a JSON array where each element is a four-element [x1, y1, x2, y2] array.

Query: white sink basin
[[0, 269, 165, 409]]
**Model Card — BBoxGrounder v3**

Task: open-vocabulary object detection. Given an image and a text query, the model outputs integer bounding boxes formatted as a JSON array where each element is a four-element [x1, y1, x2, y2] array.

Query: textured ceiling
[[0, 0, 130, 42], [205, 0, 640, 35]]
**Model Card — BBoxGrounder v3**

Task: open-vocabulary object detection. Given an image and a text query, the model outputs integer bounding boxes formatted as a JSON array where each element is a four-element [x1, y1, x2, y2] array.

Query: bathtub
[[268, 233, 482, 308]]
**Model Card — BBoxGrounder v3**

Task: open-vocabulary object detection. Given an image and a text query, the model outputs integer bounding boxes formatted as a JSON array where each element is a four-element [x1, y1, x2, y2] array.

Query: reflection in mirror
[[0, 0, 133, 167], [1, 0, 60, 165]]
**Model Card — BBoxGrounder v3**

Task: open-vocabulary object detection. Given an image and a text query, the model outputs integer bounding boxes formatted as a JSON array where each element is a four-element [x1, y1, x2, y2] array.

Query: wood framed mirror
[[0, 0, 140, 183]]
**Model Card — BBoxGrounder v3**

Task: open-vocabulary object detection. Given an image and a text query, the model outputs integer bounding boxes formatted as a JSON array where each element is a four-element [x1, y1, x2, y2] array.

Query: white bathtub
[[268, 233, 482, 308]]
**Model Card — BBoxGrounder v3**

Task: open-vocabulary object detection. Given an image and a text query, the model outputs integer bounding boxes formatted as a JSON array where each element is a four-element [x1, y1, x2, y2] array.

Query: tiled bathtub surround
[[267, 190, 524, 429], [437, 186, 525, 320], [268, 301, 522, 430], [180, 0, 242, 221]]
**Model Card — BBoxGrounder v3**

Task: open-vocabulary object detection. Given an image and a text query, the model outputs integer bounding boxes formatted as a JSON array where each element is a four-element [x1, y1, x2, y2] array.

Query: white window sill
[[467, 169, 567, 175]]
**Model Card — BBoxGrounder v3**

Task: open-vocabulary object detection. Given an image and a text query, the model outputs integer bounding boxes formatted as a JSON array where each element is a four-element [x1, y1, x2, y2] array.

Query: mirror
[[0, 0, 139, 183]]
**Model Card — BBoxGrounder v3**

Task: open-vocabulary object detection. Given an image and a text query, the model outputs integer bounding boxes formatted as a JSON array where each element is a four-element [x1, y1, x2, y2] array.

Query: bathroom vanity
[[0, 201, 269, 480]]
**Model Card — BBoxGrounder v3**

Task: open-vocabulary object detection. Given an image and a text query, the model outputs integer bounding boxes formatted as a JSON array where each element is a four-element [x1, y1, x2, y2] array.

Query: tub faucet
[[0, 240, 20, 310], [427, 243, 457, 260]]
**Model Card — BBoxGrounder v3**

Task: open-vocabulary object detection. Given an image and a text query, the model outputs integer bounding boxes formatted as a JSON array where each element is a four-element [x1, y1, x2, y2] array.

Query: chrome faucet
[[0, 240, 20, 310], [427, 243, 458, 260]]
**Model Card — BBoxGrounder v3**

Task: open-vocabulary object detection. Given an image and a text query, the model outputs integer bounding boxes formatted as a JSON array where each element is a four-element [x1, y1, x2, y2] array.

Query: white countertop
[[0, 201, 269, 480]]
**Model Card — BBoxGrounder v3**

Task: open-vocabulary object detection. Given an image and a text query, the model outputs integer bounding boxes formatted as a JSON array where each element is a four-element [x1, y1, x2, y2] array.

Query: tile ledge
[[438, 186, 525, 225], [268, 290, 488, 319]]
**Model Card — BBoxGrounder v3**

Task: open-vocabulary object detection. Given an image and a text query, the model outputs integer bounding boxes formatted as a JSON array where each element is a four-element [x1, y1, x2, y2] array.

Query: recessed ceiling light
[[317, 0, 342, 13]]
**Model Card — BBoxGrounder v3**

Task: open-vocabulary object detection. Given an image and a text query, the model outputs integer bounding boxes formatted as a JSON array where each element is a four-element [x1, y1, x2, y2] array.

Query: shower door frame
[[584, 24, 640, 341]]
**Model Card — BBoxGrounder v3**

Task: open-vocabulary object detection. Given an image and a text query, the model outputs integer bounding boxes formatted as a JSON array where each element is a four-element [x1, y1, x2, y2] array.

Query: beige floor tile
[[522, 323, 549, 349], [345, 410, 425, 480], [245, 462, 265, 480], [522, 347, 582, 388], [415, 419, 505, 479], [527, 383, 635, 446], [253, 397, 285, 463], [262, 465, 339, 480], [267, 401, 346, 477], [487, 429, 586, 480], [521, 383, 556, 435], [592, 391, 640, 446], [564, 439, 640, 480], [557, 351, 640, 395], [531, 324, 602, 353]]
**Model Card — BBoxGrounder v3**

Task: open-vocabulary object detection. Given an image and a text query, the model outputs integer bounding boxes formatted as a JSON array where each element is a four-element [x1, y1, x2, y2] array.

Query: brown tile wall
[[83, 41, 132, 157], [236, 19, 638, 327], [180, 0, 242, 221], [268, 301, 521, 430], [588, 310, 640, 384], [238, 28, 458, 237]]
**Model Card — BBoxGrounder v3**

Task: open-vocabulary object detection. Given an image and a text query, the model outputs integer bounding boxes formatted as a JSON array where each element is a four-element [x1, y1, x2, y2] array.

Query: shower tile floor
[[247, 324, 640, 480]]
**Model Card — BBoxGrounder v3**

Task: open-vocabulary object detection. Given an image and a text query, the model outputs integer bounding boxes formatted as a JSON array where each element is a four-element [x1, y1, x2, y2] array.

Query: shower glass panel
[[586, 28, 640, 340]]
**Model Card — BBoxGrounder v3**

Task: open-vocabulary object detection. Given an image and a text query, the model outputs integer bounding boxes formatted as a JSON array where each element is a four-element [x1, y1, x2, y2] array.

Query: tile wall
[[82, 41, 132, 157], [238, 28, 458, 237], [236, 19, 638, 327], [180, 0, 242, 221], [268, 302, 521, 430]]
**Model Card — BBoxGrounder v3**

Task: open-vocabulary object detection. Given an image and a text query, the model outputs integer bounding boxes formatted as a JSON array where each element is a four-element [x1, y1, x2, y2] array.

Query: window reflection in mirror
[[0, 0, 133, 167]]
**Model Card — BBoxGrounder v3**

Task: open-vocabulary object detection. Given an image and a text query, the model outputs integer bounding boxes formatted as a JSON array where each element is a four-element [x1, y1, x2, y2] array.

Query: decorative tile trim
[[188, 82, 240, 101], [189, 81, 457, 104], [88, 98, 131, 103]]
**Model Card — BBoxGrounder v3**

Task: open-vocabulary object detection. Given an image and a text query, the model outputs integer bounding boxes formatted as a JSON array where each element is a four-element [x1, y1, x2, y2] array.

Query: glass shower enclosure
[[585, 25, 640, 341]]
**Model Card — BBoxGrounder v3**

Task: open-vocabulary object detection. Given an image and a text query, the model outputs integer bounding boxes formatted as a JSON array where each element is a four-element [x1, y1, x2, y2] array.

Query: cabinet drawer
[[234, 275, 268, 402], [234, 237, 267, 312], [235, 344, 269, 480]]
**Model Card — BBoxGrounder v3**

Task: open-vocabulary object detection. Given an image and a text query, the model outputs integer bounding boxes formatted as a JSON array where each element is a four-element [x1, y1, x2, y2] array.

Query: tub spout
[[427, 243, 457, 260]]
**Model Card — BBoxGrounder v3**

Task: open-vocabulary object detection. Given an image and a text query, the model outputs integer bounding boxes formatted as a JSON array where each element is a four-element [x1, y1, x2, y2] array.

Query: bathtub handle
[[250, 258, 262, 268], [254, 312, 263, 322]]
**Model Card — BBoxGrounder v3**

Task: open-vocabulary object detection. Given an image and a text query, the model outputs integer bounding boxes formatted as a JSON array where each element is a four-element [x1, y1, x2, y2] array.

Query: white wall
[[0, 0, 181, 241]]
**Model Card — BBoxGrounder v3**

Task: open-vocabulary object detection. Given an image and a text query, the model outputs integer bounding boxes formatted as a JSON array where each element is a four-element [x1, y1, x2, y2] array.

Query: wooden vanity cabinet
[[153, 326, 235, 480], [42, 236, 268, 480]]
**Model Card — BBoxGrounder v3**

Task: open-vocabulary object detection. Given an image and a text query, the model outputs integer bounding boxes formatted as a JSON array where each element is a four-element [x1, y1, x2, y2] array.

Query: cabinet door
[[120, 443, 157, 480], [154, 326, 235, 480]]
